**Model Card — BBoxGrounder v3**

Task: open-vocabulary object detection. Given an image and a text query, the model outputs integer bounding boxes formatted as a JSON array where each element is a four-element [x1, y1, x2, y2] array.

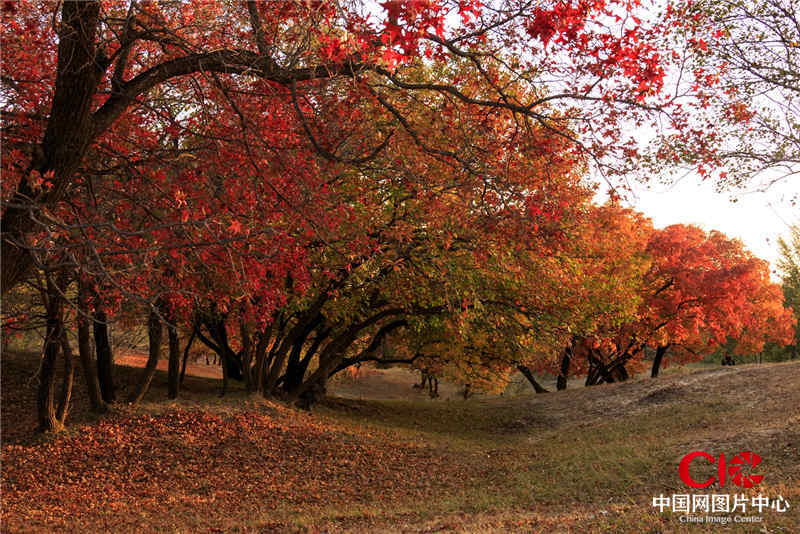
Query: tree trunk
[[586, 352, 620, 386], [651, 345, 669, 378], [282, 338, 307, 394], [517, 364, 549, 394], [56, 328, 75, 422], [253, 323, 274, 394], [167, 322, 180, 399], [1, 1, 104, 296], [261, 332, 283, 397], [220, 347, 229, 397], [610, 362, 629, 382], [264, 302, 327, 394], [413, 369, 426, 388], [284, 326, 331, 396], [556, 347, 571, 391], [127, 309, 162, 404], [428, 375, 439, 398], [263, 334, 296, 394], [77, 280, 106, 413], [179, 327, 197, 384], [38, 277, 64, 433], [94, 303, 115, 403], [239, 318, 253, 392]]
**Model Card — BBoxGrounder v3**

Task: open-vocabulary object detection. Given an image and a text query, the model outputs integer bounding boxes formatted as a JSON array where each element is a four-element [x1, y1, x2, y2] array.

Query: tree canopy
[[0, 0, 796, 430]]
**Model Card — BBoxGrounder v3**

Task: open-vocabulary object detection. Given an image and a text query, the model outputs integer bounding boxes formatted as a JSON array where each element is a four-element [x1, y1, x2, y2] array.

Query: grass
[[2, 349, 798, 533]]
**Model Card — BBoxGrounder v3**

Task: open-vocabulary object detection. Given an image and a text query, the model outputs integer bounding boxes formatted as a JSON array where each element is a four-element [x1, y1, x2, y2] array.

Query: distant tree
[[777, 224, 800, 359], [569, 224, 796, 383]]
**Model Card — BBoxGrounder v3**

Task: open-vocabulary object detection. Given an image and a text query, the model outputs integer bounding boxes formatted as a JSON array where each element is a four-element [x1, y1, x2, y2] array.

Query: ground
[[2, 350, 798, 533]]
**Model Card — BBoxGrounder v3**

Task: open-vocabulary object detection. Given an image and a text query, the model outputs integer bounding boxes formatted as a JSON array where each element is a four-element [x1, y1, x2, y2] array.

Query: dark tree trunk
[[37, 276, 65, 432], [261, 331, 284, 397], [239, 319, 254, 392], [291, 332, 328, 390], [167, 322, 180, 399], [195, 316, 243, 385], [263, 334, 298, 394], [220, 346, 229, 397], [413, 369, 426, 388], [56, 328, 75, 422], [557, 347, 571, 391], [517, 364, 549, 394], [1, 1, 104, 296], [282, 339, 307, 394], [428, 375, 439, 398], [289, 308, 403, 403], [585, 351, 621, 386], [651, 345, 669, 378], [264, 299, 327, 394], [264, 315, 318, 395], [610, 362, 629, 382], [128, 309, 162, 404], [283, 325, 329, 395], [295, 377, 327, 410], [94, 304, 115, 403], [77, 280, 106, 413], [179, 326, 197, 384], [253, 322, 274, 394]]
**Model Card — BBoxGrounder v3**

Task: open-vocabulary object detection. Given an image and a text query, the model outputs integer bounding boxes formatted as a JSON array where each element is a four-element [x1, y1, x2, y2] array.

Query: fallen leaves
[[2, 408, 468, 532]]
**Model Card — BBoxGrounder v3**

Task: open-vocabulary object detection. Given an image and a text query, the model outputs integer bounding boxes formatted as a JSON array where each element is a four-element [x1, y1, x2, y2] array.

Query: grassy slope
[[2, 351, 798, 533]]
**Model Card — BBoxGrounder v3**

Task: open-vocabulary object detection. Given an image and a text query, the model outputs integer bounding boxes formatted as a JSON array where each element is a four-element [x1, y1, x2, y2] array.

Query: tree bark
[[290, 310, 402, 400], [264, 298, 328, 394], [1, 1, 104, 296], [167, 322, 180, 399], [37, 276, 64, 432], [651, 345, 669, 378], [56, 328, 75, 422], [610, 362, 629, 382], [253, 322, 274, 394], [586, 351, 623, 386], [94, 303, 115, 403], [239, 318, 254, 392], [282, 323, 324, 394], [220, 345, 229, 397], [413, 369, 426, 388], [127, 309, 162, 404], [556, 347, 571, 391], [179, 326, 197, 384], [77, 280, 106, 413], [517, 364, 549, 394]]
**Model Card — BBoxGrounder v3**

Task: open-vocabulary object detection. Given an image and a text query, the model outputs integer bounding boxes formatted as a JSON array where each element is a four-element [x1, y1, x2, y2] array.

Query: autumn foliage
[[0, 0, 795, 435]]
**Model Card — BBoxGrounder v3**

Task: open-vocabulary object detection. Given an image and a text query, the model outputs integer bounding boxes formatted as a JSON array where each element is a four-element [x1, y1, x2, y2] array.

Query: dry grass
[[2, 350, 798, 533]]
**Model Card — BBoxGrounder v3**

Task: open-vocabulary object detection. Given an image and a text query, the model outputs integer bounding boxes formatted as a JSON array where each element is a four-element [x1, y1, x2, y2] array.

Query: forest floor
[[2, 350, 798, 533]]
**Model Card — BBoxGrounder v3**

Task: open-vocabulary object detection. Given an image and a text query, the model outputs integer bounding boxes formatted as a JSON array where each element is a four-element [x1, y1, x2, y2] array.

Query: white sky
[[612, 176, 798, 279]]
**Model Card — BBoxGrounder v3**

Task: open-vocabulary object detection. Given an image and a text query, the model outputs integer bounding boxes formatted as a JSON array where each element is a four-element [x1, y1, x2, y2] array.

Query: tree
[[777, 224, 800, 359], [3, 1, 781, 425], [518, 202, 654, 389], [1, 0, 730, 296], [578, 224, 796, 382], [654, 0, 800, 189]]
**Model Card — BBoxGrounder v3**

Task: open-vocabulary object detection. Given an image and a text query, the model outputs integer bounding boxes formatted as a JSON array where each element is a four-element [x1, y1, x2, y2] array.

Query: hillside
[[2, 351, 798, 533]]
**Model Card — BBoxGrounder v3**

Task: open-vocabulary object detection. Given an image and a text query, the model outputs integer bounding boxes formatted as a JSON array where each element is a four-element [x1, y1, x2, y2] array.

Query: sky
[[613, 176, 798, 279]]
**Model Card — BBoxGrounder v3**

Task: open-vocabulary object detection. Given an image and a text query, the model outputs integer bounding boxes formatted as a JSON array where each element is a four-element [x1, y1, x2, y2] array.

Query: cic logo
[[679, 450, 764, 489]]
